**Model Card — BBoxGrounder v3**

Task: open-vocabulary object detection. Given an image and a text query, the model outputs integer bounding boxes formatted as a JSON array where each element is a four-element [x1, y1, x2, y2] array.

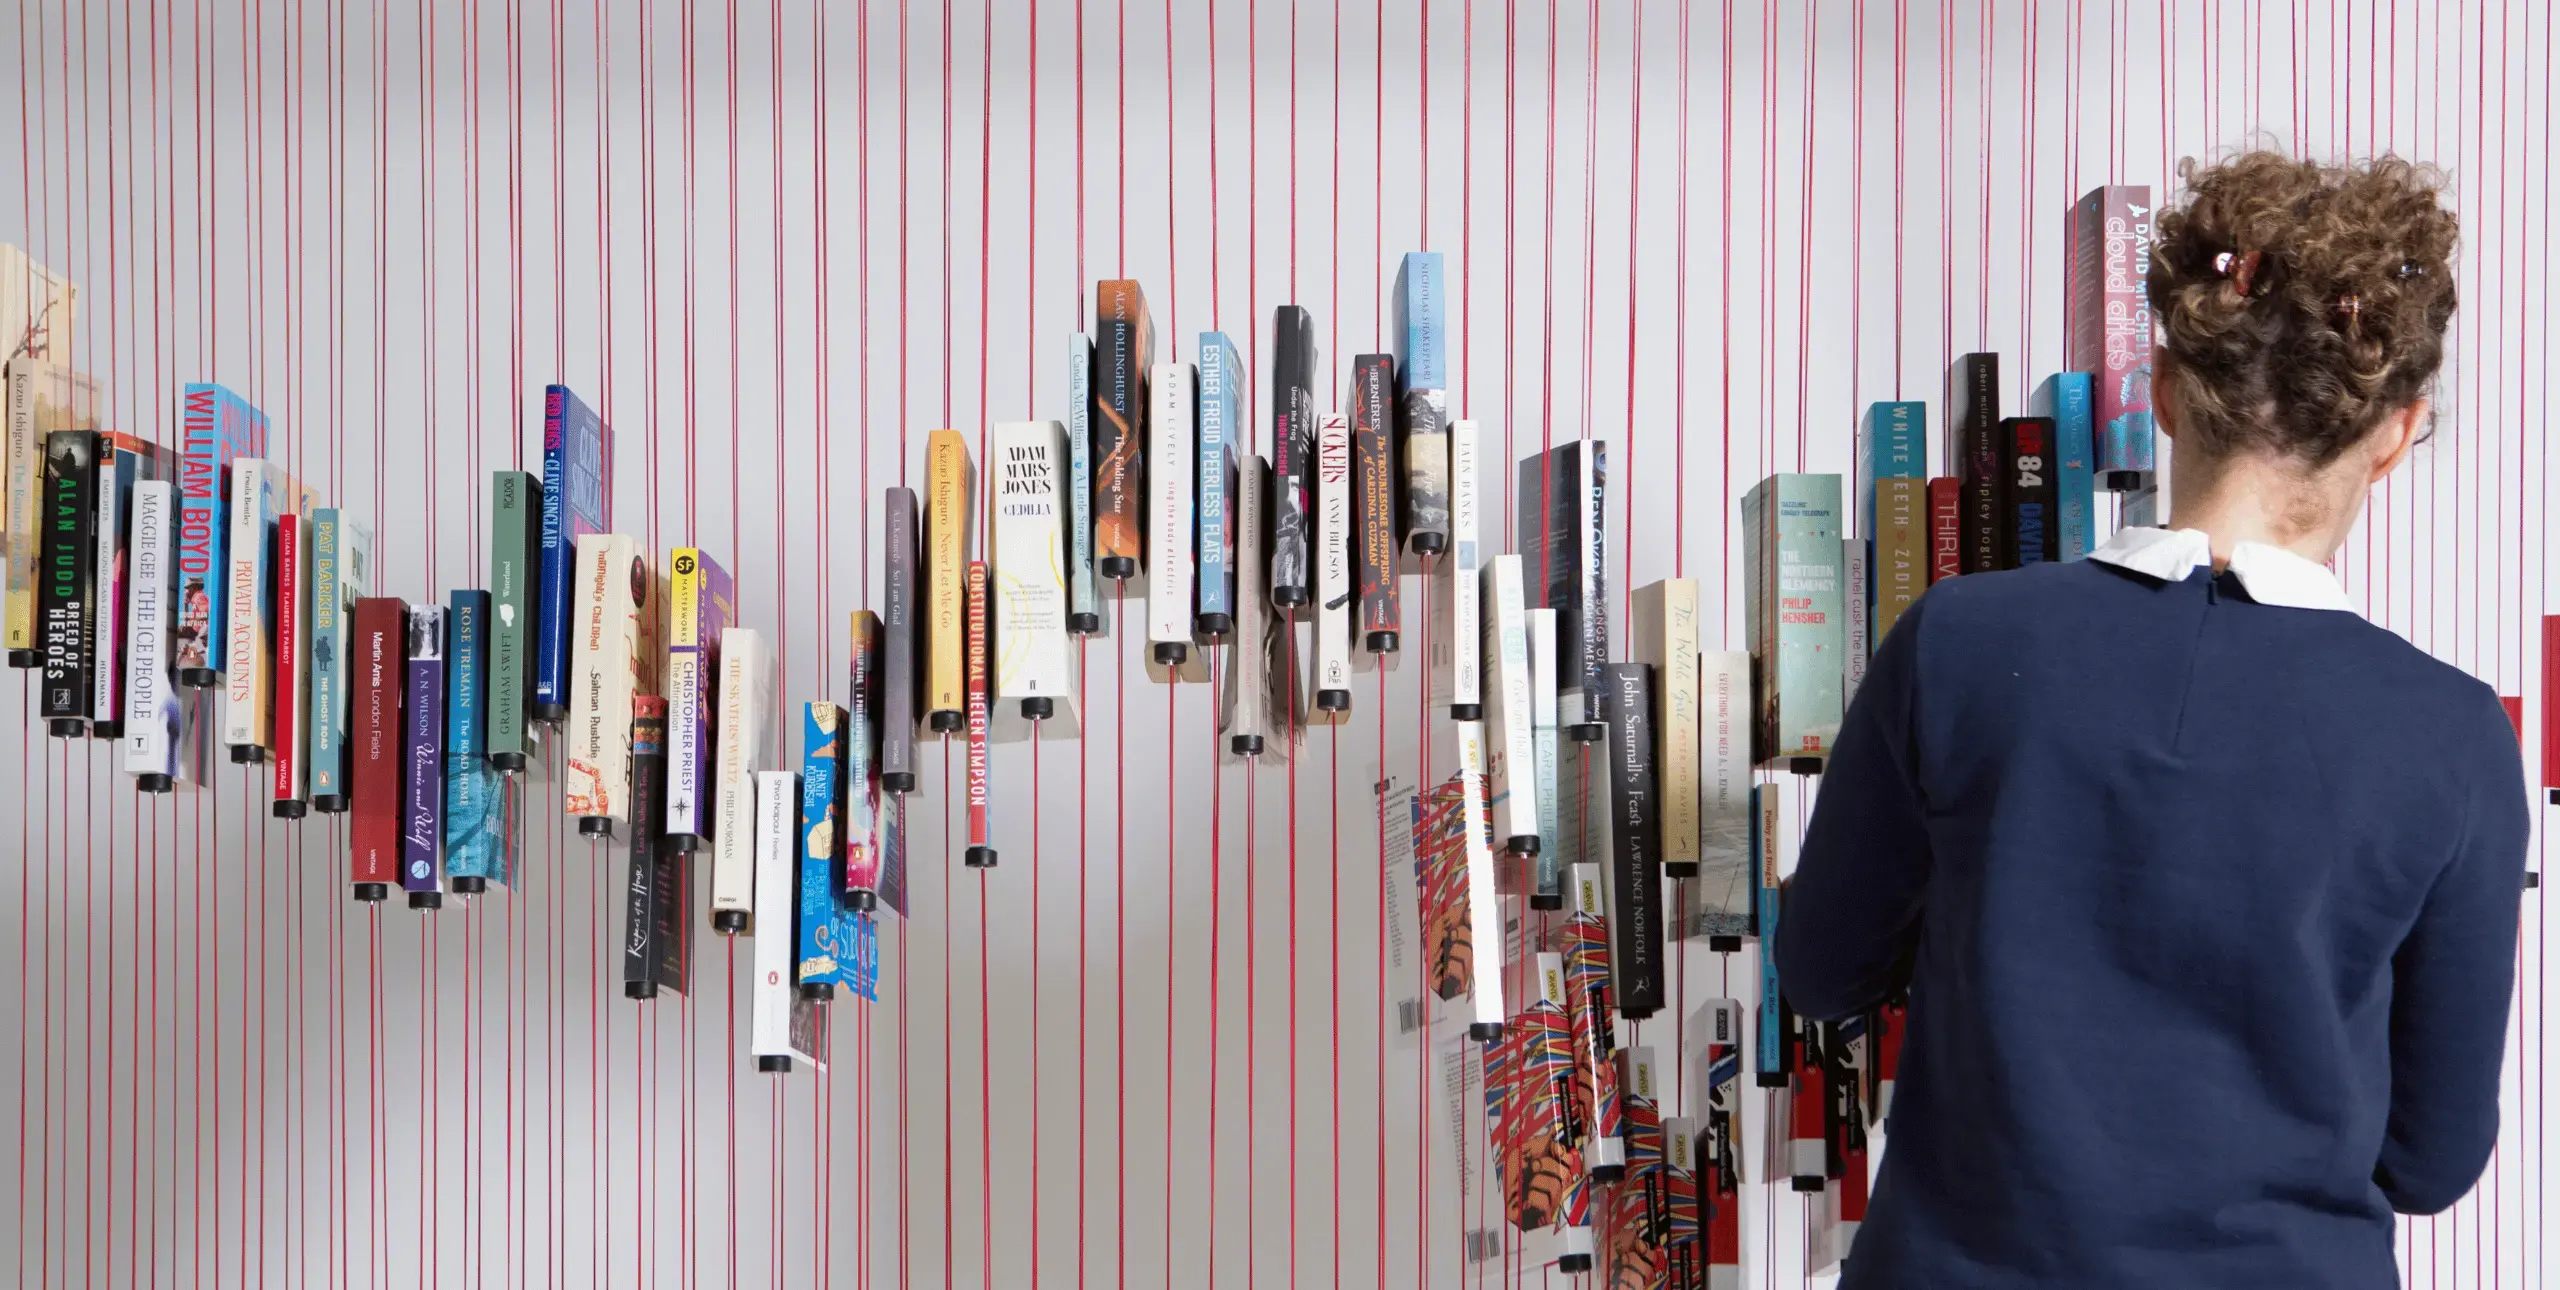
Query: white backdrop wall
[[2, 0, 2551, 1286]]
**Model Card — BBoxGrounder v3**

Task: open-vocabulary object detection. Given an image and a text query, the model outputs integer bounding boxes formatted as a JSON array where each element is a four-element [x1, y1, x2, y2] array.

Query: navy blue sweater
[[1776, 558, 2526, 1289]]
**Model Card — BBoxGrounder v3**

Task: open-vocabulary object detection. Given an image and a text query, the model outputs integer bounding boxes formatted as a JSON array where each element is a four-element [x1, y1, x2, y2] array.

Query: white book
[[1454, 720, 1508, 1037], [1631, 579, 1703, 875], [1145, 363, 1206, 683], [1479, 554, 1538, 854], [1428, 417, 1482, 718], [123, 481, 184, 786], [1528, 607, 1563, 901], [89, 445, 126, 724], [1690, 649, 1754, 942], [992, 420, 1082, 735], [1312, 412, 1353, 716], [221, 459, 278, 754], [563, 532, 649, 829], [665, 644, 705, 838], [750, 769, 822, 1071], [1223, 454, 1269, 757], [1842, 537, 1870, 708], [710, 627, 777, 925]]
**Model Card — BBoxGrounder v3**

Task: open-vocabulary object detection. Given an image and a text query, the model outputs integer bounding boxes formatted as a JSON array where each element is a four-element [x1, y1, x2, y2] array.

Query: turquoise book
[[1740, 474, 1845, 766], [443, 589, 507, 888], [2034, 373, 2097, 560], [795, 700, 864, 994]]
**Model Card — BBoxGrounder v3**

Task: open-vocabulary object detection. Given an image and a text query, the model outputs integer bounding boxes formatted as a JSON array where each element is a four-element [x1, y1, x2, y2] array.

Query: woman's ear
[[2367, 399, 2427, 482], [2150, 347, 2179, 441]]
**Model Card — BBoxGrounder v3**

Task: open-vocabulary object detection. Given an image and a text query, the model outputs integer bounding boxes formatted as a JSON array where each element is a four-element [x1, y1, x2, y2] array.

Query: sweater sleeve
[[1774, 593, 1935, 1023], [2374, 694, 2529, 1215]]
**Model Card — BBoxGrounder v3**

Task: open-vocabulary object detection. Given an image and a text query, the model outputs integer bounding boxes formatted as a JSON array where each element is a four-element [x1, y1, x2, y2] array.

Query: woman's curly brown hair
[[2147, 152, 2459, 470]]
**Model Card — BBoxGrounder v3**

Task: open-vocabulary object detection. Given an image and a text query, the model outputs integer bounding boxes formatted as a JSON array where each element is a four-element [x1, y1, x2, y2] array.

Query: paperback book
[[751, 769, 822, 1071], [796, 701, 861, 994], [1527, 607, 1564, 908], [1860, 401, 1928, 648], [991, 420, 1079, 733], [307, 511, 374, 810], [1928, 476, 1961, 583], [1598, 663, 1666, 1019], [36, 430, 97, 730], [89, 433, 163, 739], [486, 470, 540, 769], [1752, 782, 1792, 1085], [963, 561, 996, 867], [9, 362, 100, 668], [842, 612, 883, 907], [1313, 412, 1354, 717], [1517, 441, 1608, 738], [1557, 864, 1626, 1179], [1268, 304, 1317, 608], [710, 627, 778, 930], [1631, 579, 1702, 878], [664, 547, 736, 851], [1222, 455, 1270, 757], [1605, 1047, 1668, 1288], [536, 384, 609, 720], [122, 481, 187, 789], [1395, 251, 1451, 558], [1415, 723, 1509, 1040], [1690, 649, 1753, 946], [1351, 353, 1400, 653], [2033, 372, 2097, 560], [350, 598, 407, 899], [1692, 997, 1747, 1286], [1065, 333, 1101, 633], [1196, 331, 1244, 637], [1660, 1117, 1705, 1290], [2069, 185, 2158, 487], [444, 590, 506, 890], [2000, 416, 2060, 568], [1484, 954, 1580, 1257], [623, 695, 688, 997], [925, 429, 973, 730], [564, 534, 657, 835], [270, 515, 306, 810], [880, 487, 921, 793], [1740, 473, 1845, 768], [1146, 361, 1204, 678], [1945, 353, 2002, 575], [1480, 553, 1540, 857], [220, 459, 286, 758], [1428, 418, 1482, 720], [401, 605, 448, 907], [173, 381, 268, 684], [1092, 279, 1155, 580]]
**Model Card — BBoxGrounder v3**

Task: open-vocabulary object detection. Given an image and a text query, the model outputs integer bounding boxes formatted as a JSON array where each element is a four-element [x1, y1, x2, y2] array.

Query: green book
[[488, 470, 540, 771], [1740, 473, 1845, 767]]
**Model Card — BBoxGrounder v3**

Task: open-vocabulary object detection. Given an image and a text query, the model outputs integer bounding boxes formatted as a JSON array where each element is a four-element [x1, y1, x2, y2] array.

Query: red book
[[1788, 1020, 1828, 1192], [2544, 617, 2560, 803], [349, 597, 408, 898], [962, 560, 995, 867], [1871, 999, 1907, 1121], [1927, 477, 1961, 584], [271, 515, 305, 816]]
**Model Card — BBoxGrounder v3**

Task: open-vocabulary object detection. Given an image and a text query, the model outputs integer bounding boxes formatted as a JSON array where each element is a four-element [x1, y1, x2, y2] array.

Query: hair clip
[[2213, 248, 2265, 297], [2395, 259, 2426, 280], [2335, 293, 2364, 333]]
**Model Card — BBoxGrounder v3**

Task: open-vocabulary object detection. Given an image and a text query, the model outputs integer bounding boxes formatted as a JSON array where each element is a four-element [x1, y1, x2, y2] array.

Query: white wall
[[2, 0, 2551, 1285]]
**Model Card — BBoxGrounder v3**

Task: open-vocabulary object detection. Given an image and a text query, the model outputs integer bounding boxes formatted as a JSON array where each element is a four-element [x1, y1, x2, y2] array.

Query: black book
[[1268, 305, 1316, 609], [623, 696, 687, 998], [1350, 354, 1400, 653], [879, 486, 921, 795], [2000, 416, 2059, 569], [1518, 442, 1608, 738], [1945, 353, 2001, 576], [38, 430, 99, 733], [1599, 662, 1665, 1019]]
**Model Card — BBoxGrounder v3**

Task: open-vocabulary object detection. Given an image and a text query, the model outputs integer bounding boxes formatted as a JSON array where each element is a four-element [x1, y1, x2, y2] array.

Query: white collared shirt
[[2085, 526, 2357, 613]]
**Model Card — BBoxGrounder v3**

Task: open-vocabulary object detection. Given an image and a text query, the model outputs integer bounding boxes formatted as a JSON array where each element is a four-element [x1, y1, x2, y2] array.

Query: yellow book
[[4, 358, 99, 658], [924, 429, 973, 732], [1630, 578, 1702, 878]]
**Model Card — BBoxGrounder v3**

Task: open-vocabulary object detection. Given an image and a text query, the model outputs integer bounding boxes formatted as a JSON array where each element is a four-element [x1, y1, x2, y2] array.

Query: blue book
[[444, 590, 506, 887], [534, 383, 608, 719], [1856, 401, 1926, 533], [174, 382, 270, 682], [1392, 252, 1447, 393], [1195, 330, 1243, 632], [1752, 784, 1785, 1087], [2035, 373, 2097, 561], [1065, 333, 1098, 633], [795, 701, 862, 992]]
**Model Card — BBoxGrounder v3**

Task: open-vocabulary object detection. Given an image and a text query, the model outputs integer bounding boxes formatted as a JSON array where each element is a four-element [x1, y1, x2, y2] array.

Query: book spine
[[1518, 445, 1583, 730], [2001, 417, 2059, 568], [37, 430, 96, 722], [1600, 662, 1665, 1018], [1559, 865, 1626, 1175], [1775, 476, 1845, 763], [1093, 280, 1155, 578], [487, 471, 538, 767], [1693, 650, 1753, 942], [2073, 186, 2158, 480], [964, 561, 994, 866], [271, 515, 304, 805], [1527, 607, 1563, 905], [797, 702, 850, 990], [1396, 251, 1451, 557], [124, 482, 179, 782], [88, 448, 131, 734], [306, 512, 344, 799], [173, 384, 235, 680], [1314, 412, 1354, 709], [2038, 373, 2097, 560], [1481, 554, 1538, 854], [1870, 999, 1906, 1122], [1788, 1015, 1828, 1188], [991, 422, 1078, 726], [1195, 333, 1238, 633], [1224, 456, 1269, 756], [1575, 442, 1611, 734], [1146, 362, 1197, 664], [536, 387, 571, 714], [665, 548, 709, 846], [623, 696, 682, 996], [750, 769, 807, 1067], [1453, 720, 1509, 1033], [565, 535, 650, 828], [1843, 538, 1869, 707], [842, 613, 882, 902], [880, 488, 920, 791], [1485, 954, 1570, 1231], [401, 606, 447, 899], [1268, 304, 1315, 608], [350, 599, 406, 890], [1065, 333, 1100, 631], [221, 460, 269, 751], [1351, 354, 1400, 653], [4, 364, 37, 657], [1631, 580, 1701, 877], [711, 628, 774, 926], [1661, 1115, 1704, 1288], [1606, 1046, 1663, 1283], [1874, 477, 1927, 644], [1928, 476, 1961, 583], [925, 430, 971, 729], [1945, 353, 2002, 574], [444, 591, 506, 885], [1753, 784, 1788, 1085], [1442, 418, 1481, 717]]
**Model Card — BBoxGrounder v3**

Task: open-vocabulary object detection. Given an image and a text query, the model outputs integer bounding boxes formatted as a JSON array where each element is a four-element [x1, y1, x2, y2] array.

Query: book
[[1483, 952, 1577, 1239], [1691, 649, 1753, 946], [1517, 441, 1609, 738], [1428, 418, 1482, 720], [10, 362, 102, 667], [1480, 553, 1540, 856], [1145, 361, 1204, 677], [2000, 416, 2060, 568], [443, 591, 506, 890], [1222, 455, 1270, 757], [486, 470, 540, 770], [0, 244, 78, 371], [1092, 280, 1155, 580], [401, 605, 448, 908], [710, 627, 777, 931], [1945, 353, 2001, 575], [1844, 538, 1870, 706], [171, 381, 267, 684], [1064, 333, 1102, 633], [795, 701, 858, 995], [664, 547, 736, 851], [1267, 304, 1317, 609], [963, 561, 997, 867], [1691, 997, 1747, 1285], [1527, 607, 1564, 908], [2069, 185, 2157, 487], [990, 420, 1080, 732], [2034, 372, 2097, 561], [1350, 353, 1401, 653], [1857, 401, 1926, 531], [924, 428, 972, 730], [1630, 580, 1702, 878], [36, 429, 97, 731], [1788, 1012, 1827, 1190], [751, 769, 823, 1071], [1557, 864, 1626, 1179], [1195, 331, 1244, 637], [879, 487, 921, 793], [1928, 476, 1960, 583], [1378, 773, 1426, 1043], [1598, 663, 1666, 1019], [841, 613, 884, 908], [308, 511, 374, 810], [536, 384, 609, 720], [1660, 1115, 1705, 1290], [88, 434, 161, 739], [1395, 251, 1451, 558], [220, 459, 281, 758], [1740, 473, 1845, 769], [1418, 722, 1510, 1040], [1874, 476, 1927, 645], [564, 534, 656, 835], [123, 481, 187, 789], [270, 514, 307, 812], [1312, 411, 1354, 716], [1752, 783, 1790, 1085], [350, 598, 406, 899], [1606, 1046, 1668, 1287], [623, 695, 687, 998], [1870, 997, 1907, 1122]]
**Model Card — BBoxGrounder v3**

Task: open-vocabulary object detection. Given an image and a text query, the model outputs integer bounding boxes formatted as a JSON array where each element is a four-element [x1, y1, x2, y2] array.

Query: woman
[[1776, 152, 2525, 1289]]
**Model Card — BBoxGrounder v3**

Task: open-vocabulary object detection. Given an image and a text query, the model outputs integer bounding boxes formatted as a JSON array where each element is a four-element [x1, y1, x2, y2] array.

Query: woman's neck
[[2164, 437, 2366, 568]]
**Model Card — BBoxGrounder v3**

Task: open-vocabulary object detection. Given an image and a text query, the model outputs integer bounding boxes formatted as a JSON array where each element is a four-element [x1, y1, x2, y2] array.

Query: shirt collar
[[2087, 526, 2357, 613]]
